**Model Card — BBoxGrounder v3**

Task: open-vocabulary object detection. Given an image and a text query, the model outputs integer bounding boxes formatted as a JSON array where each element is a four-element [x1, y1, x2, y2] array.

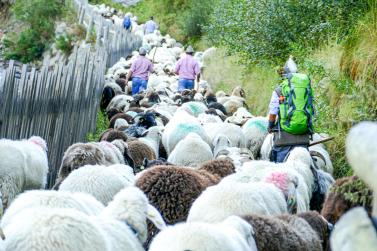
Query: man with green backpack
[[268, 56, 315, 162]]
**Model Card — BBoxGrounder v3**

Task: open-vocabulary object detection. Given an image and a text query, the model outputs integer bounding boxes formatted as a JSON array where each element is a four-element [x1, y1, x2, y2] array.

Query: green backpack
[[276, 73, 314, 135]]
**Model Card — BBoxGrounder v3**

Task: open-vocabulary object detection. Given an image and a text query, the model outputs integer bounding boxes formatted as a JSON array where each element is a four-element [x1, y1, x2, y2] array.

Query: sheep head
[[264, 171, 298, 214], [102, 187, 166, 243], [28, 136, 48, 153]]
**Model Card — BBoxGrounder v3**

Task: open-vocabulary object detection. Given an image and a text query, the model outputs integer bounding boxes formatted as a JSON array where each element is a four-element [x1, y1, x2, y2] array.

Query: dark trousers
[[270, 144, 308, 163]]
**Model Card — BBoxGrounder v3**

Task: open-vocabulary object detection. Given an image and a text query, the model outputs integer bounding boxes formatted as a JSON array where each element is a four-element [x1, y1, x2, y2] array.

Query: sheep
[[276, 214, 323, 250], [225, 107, 254, 125], [108, 113, 134, 128], [198, 158, 236, 178], [162, 110, 211, 154], [149, 216, 257, 251], [2, 187, 166, 251], [241, 116, 268, 158], [59, 164, 135, 205], [187, 171, 299, 223], [321, 175, 373, 224], [345, 121, 377, 213], [138, 126, 164, 158], [179, 101, 208, 117], [260, 133, 273, 160], [105, 94, 133, 112], [1, 190, 105, 229], [296, 211, 333, 251], [198, 113, 223, 124], [167, 132, 213, 167], [239, 147, 314, 212], [114, 118, 129, 130], [216, 147, 254, 169], [330, 207, 377, 251], [212, 134, 232, 158], [53, 141, 126, 189], [127, 140, 156, 173], [329, 122, 377, 250], [0, 136, 48, 209], [135, 162, 235, 245], [203, 122, 246, 148], [242, 213, 322, 251], [309, 133, 333, 174]]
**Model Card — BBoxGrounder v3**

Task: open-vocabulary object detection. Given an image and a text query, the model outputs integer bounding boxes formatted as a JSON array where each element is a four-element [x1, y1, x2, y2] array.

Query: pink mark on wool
[[264, 172, 289, 193], [28, 136, 48, 152]]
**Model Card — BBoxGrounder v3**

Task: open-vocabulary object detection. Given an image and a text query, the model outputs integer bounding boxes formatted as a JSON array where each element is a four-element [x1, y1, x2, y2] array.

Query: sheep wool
[[149, 216, 257, 251], [1, 190, 105, 229], [0, 136, 48, 209], [167, 132, 213, 168], [59, 164, 135, 205], [187, 181, 288, 223]]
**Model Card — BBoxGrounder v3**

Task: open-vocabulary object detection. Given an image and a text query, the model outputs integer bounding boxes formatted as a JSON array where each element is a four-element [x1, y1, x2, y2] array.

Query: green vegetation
[[86, 110, 109, 142], [205, 0, 369, 65], [3, 0, 65, 63]]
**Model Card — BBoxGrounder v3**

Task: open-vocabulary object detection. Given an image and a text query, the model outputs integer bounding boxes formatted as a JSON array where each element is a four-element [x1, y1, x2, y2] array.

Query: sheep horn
[[310, 150, 327, 166]]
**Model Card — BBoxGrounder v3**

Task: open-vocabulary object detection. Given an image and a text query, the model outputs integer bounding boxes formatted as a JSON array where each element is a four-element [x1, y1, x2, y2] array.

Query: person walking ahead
[[268, 56, 315, 163], [144, 16, 158, 34], [126, 47, 154, 95], [175, 45, 200, 92]]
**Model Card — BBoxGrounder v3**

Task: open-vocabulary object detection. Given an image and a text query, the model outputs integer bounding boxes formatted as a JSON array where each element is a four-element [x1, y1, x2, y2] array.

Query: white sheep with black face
[[1, 187, 166, 251], [0, 136, 48, 210], [149, 216, 257, 251]]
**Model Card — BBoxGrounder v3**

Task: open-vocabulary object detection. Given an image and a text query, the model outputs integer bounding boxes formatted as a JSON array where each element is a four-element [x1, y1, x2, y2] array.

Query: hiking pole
[[309, 136, 335, 147], [152, 46, 158, 64]]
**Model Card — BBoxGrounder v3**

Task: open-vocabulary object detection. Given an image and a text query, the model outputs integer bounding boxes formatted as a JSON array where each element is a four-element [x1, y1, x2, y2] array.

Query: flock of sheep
[[0, 7, 376, 251]]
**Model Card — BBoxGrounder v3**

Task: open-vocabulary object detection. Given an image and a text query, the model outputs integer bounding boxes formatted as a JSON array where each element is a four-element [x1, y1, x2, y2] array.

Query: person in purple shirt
[[125, 47, 154, 95], [175, 45, 201, 92], [144, 16, 158, 34]]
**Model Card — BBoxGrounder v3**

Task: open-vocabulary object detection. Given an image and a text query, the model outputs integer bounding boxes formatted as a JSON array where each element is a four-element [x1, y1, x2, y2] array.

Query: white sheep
[[187, 172, 298, 223], [203, 122, 246, 148], [59, 164, 135, 205], [138, 126, 164, 158], [239, 147, 315, 212], [1, 190, 105, 229], [167, 132, 213, 167], [162, 110, 211, 154], [149, 216, 258, 251], [329, 122, 377, 251], [330, 207, 377, 251], [0, 136, 48, 209], [179, 101, 208, 117], [241, 116, 268, 158], [225, 107, 254, 125], [198, 113, 223, 125], [2, 187, 166, 251]]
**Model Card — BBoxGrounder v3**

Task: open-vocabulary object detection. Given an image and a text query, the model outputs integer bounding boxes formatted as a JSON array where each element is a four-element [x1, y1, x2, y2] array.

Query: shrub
[[55, 35, 73, 56], [205, 0, 369, 65], [3, 0, 64, 63]]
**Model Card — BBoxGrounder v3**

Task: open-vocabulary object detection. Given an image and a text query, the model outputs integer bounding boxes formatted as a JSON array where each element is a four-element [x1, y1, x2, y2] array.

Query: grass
[[86, 110, 109, 142]]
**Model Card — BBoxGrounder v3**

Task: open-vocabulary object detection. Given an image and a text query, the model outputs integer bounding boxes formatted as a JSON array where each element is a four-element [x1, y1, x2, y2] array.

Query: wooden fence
[[0, 0, 141, 189], [73, 0, 142, 67], [0, 46, 107, 188]]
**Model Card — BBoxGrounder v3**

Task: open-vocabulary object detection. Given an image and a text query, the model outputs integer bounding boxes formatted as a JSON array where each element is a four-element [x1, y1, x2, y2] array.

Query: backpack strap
[[284, 75, 296, 128], [303, 78, 314, 134]]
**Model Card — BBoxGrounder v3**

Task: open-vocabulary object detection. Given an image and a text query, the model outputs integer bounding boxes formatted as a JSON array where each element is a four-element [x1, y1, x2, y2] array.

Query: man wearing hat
[[126, 47, 154, 95], [175, 45, 200, 92]]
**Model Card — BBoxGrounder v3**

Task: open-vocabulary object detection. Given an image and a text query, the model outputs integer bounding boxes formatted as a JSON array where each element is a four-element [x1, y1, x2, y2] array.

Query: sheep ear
[[146, 204, 166, 230]]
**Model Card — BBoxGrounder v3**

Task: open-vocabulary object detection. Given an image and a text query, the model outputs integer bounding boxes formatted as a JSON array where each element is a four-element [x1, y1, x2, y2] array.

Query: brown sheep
[[109, 113, 134, 128], [128, 140, 156, 173], [99, 129, 128, 142], [321, 175, 373, 224], [135, 163, 235, 247], [198, 159, 235, 179], [297, 211, 332, 251]]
